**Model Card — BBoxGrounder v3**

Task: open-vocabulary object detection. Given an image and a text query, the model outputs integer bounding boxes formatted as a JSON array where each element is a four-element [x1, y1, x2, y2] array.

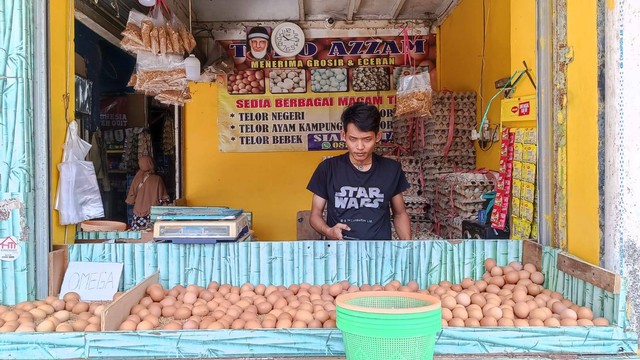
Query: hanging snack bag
[[134, 52, 187, 94], [395, 71, 433, 118], [170, 13, 197, 54], [120, 10, 150, 54]]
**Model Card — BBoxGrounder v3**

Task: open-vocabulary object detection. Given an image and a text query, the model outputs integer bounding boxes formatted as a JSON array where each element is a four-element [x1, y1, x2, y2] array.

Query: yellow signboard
[[217, 33, 437, 152], [500, 94, 537, 124]]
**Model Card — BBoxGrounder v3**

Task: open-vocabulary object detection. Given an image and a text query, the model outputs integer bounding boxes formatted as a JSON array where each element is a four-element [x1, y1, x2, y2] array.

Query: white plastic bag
[[55, 121, 105, 225]]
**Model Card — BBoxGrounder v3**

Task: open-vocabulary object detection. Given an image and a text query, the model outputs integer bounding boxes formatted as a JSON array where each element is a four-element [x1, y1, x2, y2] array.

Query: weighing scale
[[152, 209, 250, 244]]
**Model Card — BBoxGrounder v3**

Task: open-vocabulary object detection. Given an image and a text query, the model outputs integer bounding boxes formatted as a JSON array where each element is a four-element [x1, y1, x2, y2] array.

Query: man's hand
[[324, 223, 351, 240]]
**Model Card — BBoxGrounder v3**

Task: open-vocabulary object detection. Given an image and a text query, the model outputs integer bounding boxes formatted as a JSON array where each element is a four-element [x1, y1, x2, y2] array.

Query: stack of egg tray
[[433, 172, 495, 239], [383, 155, 431, 231], [389, 92, 477, 205], [382, 156, 425, 198], [391, 224, 440, 240]]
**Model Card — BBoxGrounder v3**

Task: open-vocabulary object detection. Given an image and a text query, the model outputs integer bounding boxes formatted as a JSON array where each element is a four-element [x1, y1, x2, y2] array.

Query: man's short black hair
[[341, 102, 381, 134]]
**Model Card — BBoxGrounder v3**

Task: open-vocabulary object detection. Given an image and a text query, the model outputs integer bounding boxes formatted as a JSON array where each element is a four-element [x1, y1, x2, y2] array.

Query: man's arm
[[309, 194, 350, 240], [390, 193, 411, 240]]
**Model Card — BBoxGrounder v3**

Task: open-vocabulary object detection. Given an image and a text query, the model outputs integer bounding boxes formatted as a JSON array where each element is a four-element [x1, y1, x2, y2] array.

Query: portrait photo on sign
[[246, 26, 272, 61]]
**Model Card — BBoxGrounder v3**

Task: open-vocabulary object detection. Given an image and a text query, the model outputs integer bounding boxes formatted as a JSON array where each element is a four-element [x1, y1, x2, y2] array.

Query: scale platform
[[153, 213, 249, 244]]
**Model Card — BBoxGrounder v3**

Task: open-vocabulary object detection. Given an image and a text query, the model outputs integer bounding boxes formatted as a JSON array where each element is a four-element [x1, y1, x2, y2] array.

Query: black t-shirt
[[307, 153, 409, 240]]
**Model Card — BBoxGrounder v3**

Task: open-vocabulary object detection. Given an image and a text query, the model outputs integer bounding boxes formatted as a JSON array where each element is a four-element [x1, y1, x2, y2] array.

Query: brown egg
[[162, 321, 182, 330], [513, 302, 530, 319], [505, 271, 520, 285], [182, 292, 198, 305], [485, 306, 503, 320], [38, 304, 55, 315], [72, 302, 90, 315], [180, 319, 198, 330], [149, 288, 165, 303], [480, 317, 498, 326], [207, 321, 226, 330], [276, 318, 292, 328], [440, 308, 453, 322], [83, 323, 99, 332], [530, 272, 545, 285], [486, 284, 501, 294], [230, 319, 245, 329], [72, 319, 89, 331], [576, 307, 593, 320], [63, 292, 81, 302], [467, 308, 483, 321], [530, 308, 548, 321], [77, 312, 93, 321], [577, 319, 594, 326], [50, 299, 65, 312], [455, 292, 471, 307], [534, 297, 547, 308], [161, 305, 176, 317], [441, 296, 456, 310], [560, 308, 578, 321], [451, 307, 468, 320], [593, 317, 610, 326], [34, 320, 55, 332], [462, 318, 478, 327], [323, 319, 336, 328], [544, 317, 561, 327], [15, 324, 36, 332], [192, 305, 209, 317], [560, 318, 578, 326], [55, 323, 74, 332], [244, 319, 262, 329], [173, 307, 192, 320], [470, 293, 486, 307], [497, 318, 514, 326], [527, 318, 543, 326], [52, 310, 71, 322], [484, 258, 497, 271], [136, 320, 154, 330], [490, 267, 503, 277], [29, 308, 47, 321]]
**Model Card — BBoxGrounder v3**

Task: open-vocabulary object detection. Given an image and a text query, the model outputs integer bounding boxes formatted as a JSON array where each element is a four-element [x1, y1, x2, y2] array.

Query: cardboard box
[[48, 246, 159, 331]]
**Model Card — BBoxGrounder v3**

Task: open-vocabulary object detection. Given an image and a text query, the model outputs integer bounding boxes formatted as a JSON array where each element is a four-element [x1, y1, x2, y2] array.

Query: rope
[[63, 0, 73, 124]]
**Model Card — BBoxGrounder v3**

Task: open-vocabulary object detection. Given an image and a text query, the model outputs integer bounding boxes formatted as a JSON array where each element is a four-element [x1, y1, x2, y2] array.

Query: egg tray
[[403, 195, 429, 216], [391, 223, 438, 240], [432, 214, 465, 239]]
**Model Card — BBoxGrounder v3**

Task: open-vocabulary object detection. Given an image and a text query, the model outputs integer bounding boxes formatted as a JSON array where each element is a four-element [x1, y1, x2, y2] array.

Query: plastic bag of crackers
[[394, 72, 433, 118], [120, 9, 196, 56], [128, 52, 192, 106]]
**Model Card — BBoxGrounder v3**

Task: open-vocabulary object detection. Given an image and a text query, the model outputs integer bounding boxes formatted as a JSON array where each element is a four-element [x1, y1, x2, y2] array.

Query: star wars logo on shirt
[[335, 186, 384, 209]]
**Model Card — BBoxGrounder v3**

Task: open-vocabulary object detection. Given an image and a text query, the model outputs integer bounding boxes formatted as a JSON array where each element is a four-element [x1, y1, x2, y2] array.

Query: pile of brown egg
[[430, 259, 610, 327], [0, 292, 104, 332]]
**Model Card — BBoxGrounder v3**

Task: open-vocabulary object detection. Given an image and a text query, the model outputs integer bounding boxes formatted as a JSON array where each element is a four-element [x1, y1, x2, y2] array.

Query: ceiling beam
[[346, 0, 360, 22], [75, 11, 122, 48], [298, 0, 305, 21], [391, 0, 408, 20]]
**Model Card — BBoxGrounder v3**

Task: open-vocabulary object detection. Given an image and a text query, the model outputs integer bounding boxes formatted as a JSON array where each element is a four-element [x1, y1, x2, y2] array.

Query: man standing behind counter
[[307, 102, 412, 240]]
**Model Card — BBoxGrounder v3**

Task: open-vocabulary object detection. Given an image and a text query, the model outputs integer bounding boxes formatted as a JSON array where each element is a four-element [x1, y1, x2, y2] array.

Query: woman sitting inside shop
[[126, 155, 170, 230]]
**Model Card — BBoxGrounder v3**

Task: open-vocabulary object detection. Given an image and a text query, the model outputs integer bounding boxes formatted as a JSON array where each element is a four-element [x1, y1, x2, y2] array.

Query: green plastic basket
[[336, 291, 442, 360]]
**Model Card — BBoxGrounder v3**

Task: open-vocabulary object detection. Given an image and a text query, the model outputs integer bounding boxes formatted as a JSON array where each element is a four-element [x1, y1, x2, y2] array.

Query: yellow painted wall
[[183, 83, 342, 240], [50, 2, 76, 244], [510, 0, 536, 97], [565, 1, 600, 264], [439, 0, 511, 171], [509, 0, 600, 264]]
